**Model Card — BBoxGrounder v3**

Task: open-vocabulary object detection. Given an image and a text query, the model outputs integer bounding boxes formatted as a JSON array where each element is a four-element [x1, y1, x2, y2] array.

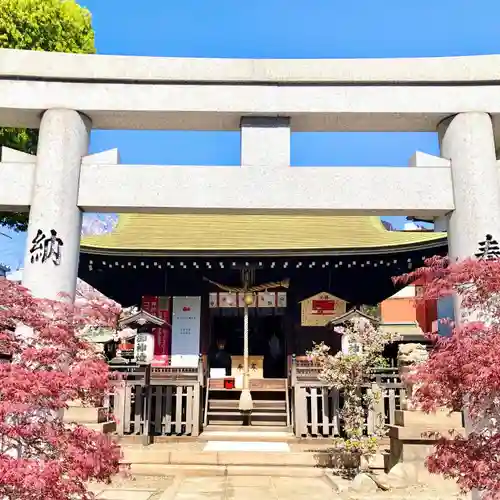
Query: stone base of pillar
[[387, 409, 464, 471], [64, 400, 116, 434]]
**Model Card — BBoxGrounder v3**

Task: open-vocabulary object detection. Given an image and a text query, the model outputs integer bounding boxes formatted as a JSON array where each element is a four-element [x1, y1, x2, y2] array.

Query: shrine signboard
[[300, 292, 347, 327], [171, 296, 201, 367], [134, 332, 155, 364]]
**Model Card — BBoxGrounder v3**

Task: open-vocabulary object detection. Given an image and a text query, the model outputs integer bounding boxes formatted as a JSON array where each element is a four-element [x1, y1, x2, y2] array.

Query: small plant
[[309, 317, 399, 464]]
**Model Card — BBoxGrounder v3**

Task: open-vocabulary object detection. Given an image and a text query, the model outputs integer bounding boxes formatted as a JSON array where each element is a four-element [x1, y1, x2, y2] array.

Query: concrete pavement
[[88, 473, 462, 500], [159, 475, 339, 500]]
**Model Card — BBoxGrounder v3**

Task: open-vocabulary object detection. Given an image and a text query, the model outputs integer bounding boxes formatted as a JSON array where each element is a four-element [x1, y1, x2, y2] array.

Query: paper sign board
[[171, 296, 201, 367]]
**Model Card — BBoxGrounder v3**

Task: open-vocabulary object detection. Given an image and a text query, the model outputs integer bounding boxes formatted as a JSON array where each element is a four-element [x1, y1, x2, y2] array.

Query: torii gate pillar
[[439, 112, 500, 261], [22, 109, 91, 302]]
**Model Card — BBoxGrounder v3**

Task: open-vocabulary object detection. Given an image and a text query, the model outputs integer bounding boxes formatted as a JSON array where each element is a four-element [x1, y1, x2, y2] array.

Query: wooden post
[[113, 382, 126, 436], [371, 381, 385, 434], [284, 378, 291, 428], [195, 355, 203, 435], [192, 382, 201, 436], [142, 364, 152, 446], [290, 355, 296, 430]]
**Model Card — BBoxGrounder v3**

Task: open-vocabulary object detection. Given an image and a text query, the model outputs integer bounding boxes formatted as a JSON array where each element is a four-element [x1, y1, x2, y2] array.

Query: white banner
[[171, 296, 201, 367], [134, 332, 155, 364]]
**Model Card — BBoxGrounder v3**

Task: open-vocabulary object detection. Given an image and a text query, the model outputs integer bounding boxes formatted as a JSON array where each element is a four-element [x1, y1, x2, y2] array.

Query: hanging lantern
[[243, 292, 254, 306]]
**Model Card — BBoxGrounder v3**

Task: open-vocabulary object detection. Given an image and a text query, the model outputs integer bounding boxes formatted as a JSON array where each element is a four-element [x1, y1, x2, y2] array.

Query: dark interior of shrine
[[78, 245, 446, 360], [79, 245, 447, 308]]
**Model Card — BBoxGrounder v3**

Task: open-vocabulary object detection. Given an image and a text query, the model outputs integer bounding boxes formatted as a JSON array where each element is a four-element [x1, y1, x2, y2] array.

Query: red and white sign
[[300, 292, 347, 327], [152, 354, 169, 367], [311, 299, 337, 315]]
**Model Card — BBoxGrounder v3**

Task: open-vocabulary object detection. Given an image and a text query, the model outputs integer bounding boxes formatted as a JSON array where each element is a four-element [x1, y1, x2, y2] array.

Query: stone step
[[82, 421, 117, 434], [200, 429, 295, 442], [207, 410, 286, 417], [209, 399, 286, 410], [122, 448, 327, 467], [394, 409, 463, 428], [129, 463, 329, 477], [207, 411, 240, 416], [205, 424, 291, 433], [203, 441, 291, 452], [251, 411, 287, 417], [63, 406, 108, 424], [388, 424, 465, 441], [206, 417, 289, 426]]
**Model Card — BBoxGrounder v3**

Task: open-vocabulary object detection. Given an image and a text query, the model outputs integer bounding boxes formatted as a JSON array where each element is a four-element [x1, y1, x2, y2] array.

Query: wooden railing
[[109, 360, 204, 439], [290, 356, 406, 438], [107, 356, 406, 440]]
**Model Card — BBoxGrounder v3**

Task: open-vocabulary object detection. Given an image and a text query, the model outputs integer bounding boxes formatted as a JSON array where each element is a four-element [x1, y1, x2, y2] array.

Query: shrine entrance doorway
[[204, 307, 290, 428], [209, 308, 287, 380]]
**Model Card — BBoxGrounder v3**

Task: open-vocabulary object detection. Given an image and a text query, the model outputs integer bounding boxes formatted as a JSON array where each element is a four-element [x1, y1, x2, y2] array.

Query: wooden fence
[[108, 357, 405, 440], [290, 357, 406, 437], [110, 361, 204, 438]]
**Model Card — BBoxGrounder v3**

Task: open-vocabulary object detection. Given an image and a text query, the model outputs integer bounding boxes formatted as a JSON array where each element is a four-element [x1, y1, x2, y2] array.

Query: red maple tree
[[396, 256, 500, 499], [0, 279, 122, 499]]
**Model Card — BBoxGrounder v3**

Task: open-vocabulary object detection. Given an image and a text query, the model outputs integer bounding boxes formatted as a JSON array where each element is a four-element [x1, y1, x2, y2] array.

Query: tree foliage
[[0, 279, 122, 499], [0, 0, 96, 231], [360, 304, 381, 320], [395, 256, 500, 499]]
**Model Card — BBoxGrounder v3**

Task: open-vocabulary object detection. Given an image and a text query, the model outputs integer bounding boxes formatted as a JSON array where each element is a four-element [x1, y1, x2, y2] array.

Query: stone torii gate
[[1, 48, 500, 303]]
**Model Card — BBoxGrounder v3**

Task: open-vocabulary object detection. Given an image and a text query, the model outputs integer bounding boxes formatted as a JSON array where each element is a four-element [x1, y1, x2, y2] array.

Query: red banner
[[142, 296, 171, 358], [142, 295, 159, 315], [156, 298, 171, 357]]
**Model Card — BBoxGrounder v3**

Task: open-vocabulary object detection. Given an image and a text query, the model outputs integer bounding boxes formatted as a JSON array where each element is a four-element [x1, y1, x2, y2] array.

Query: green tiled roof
[[80, 214, 446, 256]]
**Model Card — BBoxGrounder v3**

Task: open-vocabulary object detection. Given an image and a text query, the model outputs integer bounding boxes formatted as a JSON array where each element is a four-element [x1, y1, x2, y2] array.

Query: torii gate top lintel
[[2, 48, 500, 132]]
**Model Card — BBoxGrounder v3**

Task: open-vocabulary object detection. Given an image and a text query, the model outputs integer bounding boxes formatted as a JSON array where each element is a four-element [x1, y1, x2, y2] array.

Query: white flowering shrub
[[309, 317, 400, 459]]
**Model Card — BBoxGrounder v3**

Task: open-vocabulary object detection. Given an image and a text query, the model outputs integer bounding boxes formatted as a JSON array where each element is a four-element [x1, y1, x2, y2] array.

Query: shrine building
[[79, 213, 445, 370]]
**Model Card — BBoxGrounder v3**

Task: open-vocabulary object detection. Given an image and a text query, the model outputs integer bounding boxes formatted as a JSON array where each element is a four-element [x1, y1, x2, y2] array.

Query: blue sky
[[1, 0, 499, 270]]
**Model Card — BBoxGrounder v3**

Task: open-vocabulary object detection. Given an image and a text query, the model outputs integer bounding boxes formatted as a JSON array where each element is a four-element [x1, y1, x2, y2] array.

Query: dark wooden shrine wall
[[288, 324, 342, 356]]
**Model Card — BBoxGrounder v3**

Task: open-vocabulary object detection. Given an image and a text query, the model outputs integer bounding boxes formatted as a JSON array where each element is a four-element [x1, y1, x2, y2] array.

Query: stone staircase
[[120, 424, 386, 478], [121, 442, 334, 478], [205, 389, 289, 427], [63, 401, 116, 433]]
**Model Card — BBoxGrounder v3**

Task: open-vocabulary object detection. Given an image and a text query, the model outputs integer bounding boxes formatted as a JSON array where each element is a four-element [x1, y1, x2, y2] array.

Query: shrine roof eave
[[119, 309, 168, 328], [80, 237, 447, 258], [328, 308, 380, 326]]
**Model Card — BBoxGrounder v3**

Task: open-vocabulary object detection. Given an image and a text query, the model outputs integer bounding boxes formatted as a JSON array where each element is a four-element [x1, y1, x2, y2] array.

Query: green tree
[[0, 0, 95, 231], [360, 304, 381, 320]]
